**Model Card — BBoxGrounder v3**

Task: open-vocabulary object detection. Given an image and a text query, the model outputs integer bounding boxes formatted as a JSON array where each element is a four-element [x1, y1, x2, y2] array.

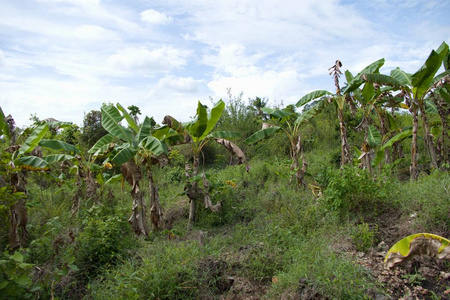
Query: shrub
[[75, 206, 137, 279], [320, 165, 386, 218]]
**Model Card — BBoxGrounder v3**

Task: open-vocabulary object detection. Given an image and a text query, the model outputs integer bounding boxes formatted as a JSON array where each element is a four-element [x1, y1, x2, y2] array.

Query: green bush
[[75, 206, 137, 279], [321, 165, 386, 218], [0, 250, 38, 299]]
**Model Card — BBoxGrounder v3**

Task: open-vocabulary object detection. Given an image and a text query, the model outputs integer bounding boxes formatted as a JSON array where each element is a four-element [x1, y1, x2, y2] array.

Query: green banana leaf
[[44, 154, 75, 164], [372, 129, 412, 166], [101, 105, 133, 143], [438, 87, 450, 104], [425, 100, 438, 114], [390, 68, 412, 87], [362, 74, 403, 89], [19, 124, 48, 155], [39, 139, 80, 154], [136, 116, 153, 143], [384, 233, 450, 269], [189, 101, 208, 140], [140, 136, 168, 157], [343, 58, 385, 94], [112, 148, 137, 165], [267, 109, 293, 120], [296, 90, 333, 107], [361, 82, 375, 105], [367, 125, 381, 147], [117, 103, 139, 134], [16, 156, 48, 169], [244, 126, 280, 145], [88, 134, 114, 154], [411, 43, 448, 100], [199, 100, 225, 141], [295, 99, 327, 125], [0, 107, 11, 139], [431, 69, 450, 86]]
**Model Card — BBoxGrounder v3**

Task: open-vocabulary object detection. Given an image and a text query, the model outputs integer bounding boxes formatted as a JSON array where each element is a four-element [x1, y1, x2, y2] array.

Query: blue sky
[[1, 0, 449, 127]]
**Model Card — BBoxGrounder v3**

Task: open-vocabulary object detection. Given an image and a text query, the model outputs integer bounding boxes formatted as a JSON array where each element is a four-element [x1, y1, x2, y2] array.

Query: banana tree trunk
[[378, 109, 391, 164], [435, 97, 449, 166], [338, 108, 352, 166], [129, 187, 148, 236], [147, 165, 164, 231], [410, 104, 419, 180], [290, 135, 307, 188], [419, 102, 438, 169], [188, 156, 200, 227]]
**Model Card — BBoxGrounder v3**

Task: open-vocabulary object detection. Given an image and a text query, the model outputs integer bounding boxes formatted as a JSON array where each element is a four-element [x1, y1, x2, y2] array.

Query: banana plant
[[295, 60, 367, 167], [384, 233, 450, 269], [244, 105, 318, 187], [1, 116, 79, 249], [89, 103, 168, 236], [161, 100, 247, 227], [361, 42, 450, 179]]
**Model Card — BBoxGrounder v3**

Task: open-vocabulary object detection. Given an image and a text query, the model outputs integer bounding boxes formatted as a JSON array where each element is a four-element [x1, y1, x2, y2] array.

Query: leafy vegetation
[[0, 42, 449, 299]]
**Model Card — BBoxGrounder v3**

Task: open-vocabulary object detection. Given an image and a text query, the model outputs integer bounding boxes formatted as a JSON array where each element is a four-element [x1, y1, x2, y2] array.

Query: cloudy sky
[[1, 0, 449, 127]]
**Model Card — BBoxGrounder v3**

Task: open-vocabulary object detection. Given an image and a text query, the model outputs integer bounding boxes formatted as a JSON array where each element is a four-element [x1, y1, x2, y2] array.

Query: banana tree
[[89, 103, 168, 236], [0, 115, 79, 249], [361, 42, 449, 179], [244, 106, 316, 187], [161, 100, 247, 227], [341, 59, 410, 172], [295, 60, 356, 167]]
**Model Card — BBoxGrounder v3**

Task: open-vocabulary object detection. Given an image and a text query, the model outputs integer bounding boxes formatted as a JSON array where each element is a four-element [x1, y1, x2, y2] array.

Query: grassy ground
[[3, 159, 450, 299]]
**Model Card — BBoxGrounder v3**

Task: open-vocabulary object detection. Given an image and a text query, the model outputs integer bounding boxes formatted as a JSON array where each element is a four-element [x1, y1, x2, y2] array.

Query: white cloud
[[141, 9, 172, 25], [37, 0, 101, 6], [73, 25, 119, 42], [208, 69, 304, 105], [107, 46, 190, 73], [157, 76, 201, 93], [0, 50, 5, 67]]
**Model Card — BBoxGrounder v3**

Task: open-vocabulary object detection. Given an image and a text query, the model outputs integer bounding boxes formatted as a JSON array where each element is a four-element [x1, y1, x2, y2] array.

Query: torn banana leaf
[[384, 233, 450, 269]]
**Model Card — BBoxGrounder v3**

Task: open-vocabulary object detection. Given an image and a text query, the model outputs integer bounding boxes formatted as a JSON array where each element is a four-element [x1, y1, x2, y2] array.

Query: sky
[[1, 0, 449, 128]]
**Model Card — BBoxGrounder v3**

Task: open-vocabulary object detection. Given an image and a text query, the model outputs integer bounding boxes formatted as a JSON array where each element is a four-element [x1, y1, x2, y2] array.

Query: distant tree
[[247, 96, 269, 120], [81, 110, 108, 149], [128, 105, 142, 125]]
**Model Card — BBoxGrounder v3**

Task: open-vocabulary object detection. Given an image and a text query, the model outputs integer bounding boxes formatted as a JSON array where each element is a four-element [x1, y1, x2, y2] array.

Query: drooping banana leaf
[[88, 134, 115, 154], [384, 233, 450, 269], [16, 156, 48, 169], [244, 126, 280, 145], [140, 136, 168, 157], [44, 154, 75, 164], [296, 90, 333, 107], [390, 67, 412, 87], [39, 139, 80, 154], [362, 74, 403, 89], [112, 147, 137, 165]]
